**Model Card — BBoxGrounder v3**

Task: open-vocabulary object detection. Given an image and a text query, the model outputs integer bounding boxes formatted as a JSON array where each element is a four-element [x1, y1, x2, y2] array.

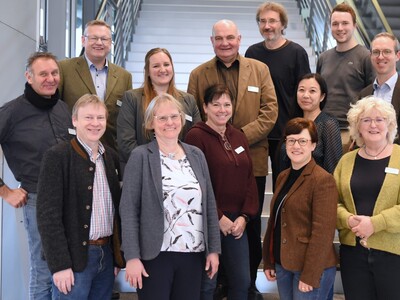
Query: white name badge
[[235, 146, 245, 154], [385, 167, 399, 175], [116, 100, 122, 107], [68, 128, 76, 135], [248, 86, 259, 93], [185, 114, 193, 122]]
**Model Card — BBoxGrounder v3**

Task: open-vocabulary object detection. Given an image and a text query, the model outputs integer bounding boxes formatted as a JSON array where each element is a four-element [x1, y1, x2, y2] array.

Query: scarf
[[24, 82, 59, 110]]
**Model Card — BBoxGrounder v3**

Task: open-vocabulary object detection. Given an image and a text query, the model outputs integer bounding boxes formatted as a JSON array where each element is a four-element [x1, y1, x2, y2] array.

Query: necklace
[[159, 145, 180, 159], [363, 143, 388, 159]]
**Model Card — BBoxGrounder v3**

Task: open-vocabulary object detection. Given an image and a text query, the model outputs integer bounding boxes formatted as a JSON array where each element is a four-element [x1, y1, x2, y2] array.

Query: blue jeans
[[23, 193, 52, 300], [201, 214, 250, 300], [52, 244, 114, 299], [275, 264, 336, 300]]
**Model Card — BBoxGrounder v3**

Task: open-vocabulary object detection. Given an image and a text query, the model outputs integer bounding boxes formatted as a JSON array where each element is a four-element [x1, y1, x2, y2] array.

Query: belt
[[88, 236, 110, 246]]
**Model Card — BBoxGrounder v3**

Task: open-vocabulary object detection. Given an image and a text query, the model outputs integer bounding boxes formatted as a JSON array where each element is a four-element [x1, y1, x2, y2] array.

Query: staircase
[[122, 0, 323, 294], [125, 0, 316, 92], [378, 0, 400, 40]]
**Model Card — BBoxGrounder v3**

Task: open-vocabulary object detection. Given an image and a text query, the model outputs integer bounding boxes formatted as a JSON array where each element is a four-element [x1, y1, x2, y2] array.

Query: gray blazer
[[120, 140, 221, 261]]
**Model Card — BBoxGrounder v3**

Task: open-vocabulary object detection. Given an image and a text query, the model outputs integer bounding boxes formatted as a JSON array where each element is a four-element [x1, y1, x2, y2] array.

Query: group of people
[[1, 1, 400, 300]]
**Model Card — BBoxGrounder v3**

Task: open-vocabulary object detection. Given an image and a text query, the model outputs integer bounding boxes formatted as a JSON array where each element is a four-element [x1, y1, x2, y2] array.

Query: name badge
[[385, 167, 399, 175], [116, 100, 122, 107], [185, 114, 193, 122], [235, 146, 245, 154], [248, 86, 259, 93], [68, 128, 76, 135]]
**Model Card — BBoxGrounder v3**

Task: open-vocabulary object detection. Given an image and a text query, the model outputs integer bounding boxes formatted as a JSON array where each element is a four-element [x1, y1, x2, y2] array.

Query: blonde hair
[[72, 94, 108, 119], [348, 96, 397, 146], [143, 93, 186, 139]]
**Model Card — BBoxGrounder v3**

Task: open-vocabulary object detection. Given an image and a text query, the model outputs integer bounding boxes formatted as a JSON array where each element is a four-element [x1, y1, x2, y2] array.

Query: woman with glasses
[[120, 93, 220, 300], [335, 96, 400, 300], [117, 47, 200, 170], [185, 84, 258, 299], [263, 117, 338, 300], [279, 73, 342, 174]]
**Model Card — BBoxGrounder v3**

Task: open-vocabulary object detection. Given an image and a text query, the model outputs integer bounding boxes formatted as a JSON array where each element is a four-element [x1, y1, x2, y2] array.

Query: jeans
[[52, 244, 114, 299], [23, 193, 52, 300], [202, 213, 250, 300], [275, 264, 336, 300]]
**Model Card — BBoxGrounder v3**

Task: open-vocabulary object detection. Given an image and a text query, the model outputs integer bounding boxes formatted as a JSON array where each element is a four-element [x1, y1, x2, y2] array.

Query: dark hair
[[291, 73, 328, 117], [26, 52, 58, 73], [204, 84, 234, 105], [284, 117, 318, 144]]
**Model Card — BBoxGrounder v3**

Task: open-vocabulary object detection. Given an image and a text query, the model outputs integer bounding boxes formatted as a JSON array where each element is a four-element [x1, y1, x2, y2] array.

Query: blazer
[[117, 88, 201, 164], [187, 55, 278, 176], [120, 140, 221, 261], [262, 159, 338, 287], [58, 56, 133, 150], [335, 145, 400, 255], [37, 138, 124, 274], [359, 75, 400, 140]]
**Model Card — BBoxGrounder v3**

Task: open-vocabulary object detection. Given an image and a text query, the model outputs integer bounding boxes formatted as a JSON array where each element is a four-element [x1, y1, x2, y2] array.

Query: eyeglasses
[[154, 113, 181, 123], [285, 138, 310, 146], [222, 135, 232, 151], [257, 19, 281, 26], [360, 117, 387, 125], [84, 35, 112, 44], [371, 49, 393, 58]]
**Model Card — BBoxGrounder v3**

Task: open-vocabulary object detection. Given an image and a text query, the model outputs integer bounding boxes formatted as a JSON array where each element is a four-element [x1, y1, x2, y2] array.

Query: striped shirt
[[78, 137, 114, 240]]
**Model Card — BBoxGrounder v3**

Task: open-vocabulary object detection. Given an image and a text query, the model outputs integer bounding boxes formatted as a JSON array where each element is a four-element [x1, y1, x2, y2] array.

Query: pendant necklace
[[363, 143, 388, 159]]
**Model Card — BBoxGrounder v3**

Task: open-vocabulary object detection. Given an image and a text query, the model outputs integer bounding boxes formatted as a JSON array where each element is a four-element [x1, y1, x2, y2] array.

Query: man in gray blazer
[[58, 20, 132, 151]]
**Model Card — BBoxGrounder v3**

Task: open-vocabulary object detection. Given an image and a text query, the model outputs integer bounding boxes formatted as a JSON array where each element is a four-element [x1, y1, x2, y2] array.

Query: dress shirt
[[85, 54, 108, 100], [373, 72, 398, 103]]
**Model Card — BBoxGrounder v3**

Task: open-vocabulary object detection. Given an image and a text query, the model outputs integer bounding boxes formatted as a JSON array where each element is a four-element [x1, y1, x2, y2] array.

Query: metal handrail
[[95, 0, 141, 67], [370, 0, 394, 35]]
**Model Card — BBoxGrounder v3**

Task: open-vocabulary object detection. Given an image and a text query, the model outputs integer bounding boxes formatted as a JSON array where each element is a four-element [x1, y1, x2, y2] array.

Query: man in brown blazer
[[58, 20, 132, 151], [359, 32, 400, 140], [188, 19, 278, 300]]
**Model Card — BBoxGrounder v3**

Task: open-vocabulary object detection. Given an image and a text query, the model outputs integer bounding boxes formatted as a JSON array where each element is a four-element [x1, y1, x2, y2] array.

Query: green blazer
[[188, 55, 278, 176], [335, 145, 400, 255], [58, 56, 133, 150]]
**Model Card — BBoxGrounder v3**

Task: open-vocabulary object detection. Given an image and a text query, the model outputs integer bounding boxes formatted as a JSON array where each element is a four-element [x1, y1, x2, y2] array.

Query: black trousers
[[138, 252, 203, 300], [246, 176, 266, 286], [340, 242, 400, 300]]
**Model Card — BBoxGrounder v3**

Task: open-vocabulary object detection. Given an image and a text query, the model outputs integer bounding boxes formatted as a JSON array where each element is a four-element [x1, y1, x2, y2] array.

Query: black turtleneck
[[24, 82, 59, 110]]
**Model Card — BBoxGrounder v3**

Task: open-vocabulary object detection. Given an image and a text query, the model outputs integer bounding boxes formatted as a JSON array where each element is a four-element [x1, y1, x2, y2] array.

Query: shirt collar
[[374, 72, 398, 90], [77, 136, 105, 159], [84, 54, 108, 70]]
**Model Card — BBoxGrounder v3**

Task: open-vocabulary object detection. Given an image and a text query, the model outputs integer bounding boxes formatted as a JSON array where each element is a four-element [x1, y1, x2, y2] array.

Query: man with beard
[[246, 2, 311, 189]]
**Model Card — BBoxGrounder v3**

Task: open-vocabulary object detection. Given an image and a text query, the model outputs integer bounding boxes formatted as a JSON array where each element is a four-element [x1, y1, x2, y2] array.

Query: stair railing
[[95, 0, 141, 67]]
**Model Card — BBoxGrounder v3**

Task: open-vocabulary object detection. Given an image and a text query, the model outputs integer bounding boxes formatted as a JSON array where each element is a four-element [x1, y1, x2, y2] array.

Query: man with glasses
[[245, 2, 310, 191], [359, 33, 400, 122], [317, 3, 374, 152], [188, 19, 278, 300], [58, 20, 132, 151]]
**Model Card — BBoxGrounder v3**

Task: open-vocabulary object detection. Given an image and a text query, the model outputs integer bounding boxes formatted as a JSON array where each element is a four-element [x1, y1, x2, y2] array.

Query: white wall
[[0, 0, 39, 299]]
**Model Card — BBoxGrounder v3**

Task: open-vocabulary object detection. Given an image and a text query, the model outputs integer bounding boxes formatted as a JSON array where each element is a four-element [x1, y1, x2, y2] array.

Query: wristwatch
[[240, 213, 250, 223], [0, 178, 5, 188]]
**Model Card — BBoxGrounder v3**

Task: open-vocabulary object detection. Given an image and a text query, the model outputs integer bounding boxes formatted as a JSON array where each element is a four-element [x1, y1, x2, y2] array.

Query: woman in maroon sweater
[[185, 84, 258, 299]]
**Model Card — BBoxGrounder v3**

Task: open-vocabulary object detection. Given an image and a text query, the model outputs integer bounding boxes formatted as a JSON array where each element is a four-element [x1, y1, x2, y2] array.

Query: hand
[[351, 215, 374, 239], [219, 215, 234, 236], [53, 268, 74, 295], [298, 280, 313, 293], [205, 253, 219, 279], [348, 215, 360, 228], [231, 216, 246, 239], [264, 269, 276, 281], [0, 185, 27, 208], [125, 258, 149, 289]]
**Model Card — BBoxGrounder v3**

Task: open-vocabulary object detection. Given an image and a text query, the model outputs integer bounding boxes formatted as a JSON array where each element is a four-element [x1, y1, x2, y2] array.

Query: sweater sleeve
[[37, 147, 73, 274]]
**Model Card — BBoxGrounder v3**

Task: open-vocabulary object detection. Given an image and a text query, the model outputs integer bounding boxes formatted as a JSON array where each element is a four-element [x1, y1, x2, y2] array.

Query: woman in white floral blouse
[[120, 93, 221, 300]]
